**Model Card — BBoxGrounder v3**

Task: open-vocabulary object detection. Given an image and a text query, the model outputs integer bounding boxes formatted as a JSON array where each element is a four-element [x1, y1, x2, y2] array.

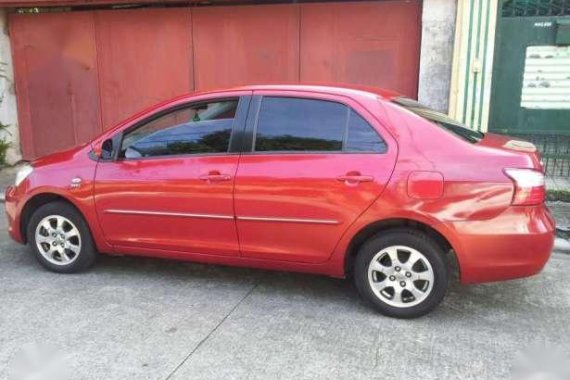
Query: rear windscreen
[[392, 97, 484, 144]]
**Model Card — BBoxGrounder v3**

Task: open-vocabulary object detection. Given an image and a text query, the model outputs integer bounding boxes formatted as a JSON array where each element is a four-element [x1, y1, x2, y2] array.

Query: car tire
[[354, 228, 449, 318], [27, 201, 97, 273]]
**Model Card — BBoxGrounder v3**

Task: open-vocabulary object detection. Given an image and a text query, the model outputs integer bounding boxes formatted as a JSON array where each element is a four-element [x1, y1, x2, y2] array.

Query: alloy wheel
[[367, 245, 434, 308], [35, 215, 82, 266]]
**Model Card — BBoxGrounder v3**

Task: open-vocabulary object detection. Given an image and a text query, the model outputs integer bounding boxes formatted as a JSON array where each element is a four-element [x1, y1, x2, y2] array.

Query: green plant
[[547, 189, 570, 203], [0, 138, 9, 166]]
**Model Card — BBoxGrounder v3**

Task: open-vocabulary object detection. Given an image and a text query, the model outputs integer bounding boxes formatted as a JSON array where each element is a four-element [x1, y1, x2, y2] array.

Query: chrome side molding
[[104, 209, 234, 220], [237, 216, 340, 225], [104, 209, 340, 225]]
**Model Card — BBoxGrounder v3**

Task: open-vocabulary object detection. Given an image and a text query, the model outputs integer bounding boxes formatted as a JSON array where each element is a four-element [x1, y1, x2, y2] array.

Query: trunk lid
[[477, 133, 543, 171]]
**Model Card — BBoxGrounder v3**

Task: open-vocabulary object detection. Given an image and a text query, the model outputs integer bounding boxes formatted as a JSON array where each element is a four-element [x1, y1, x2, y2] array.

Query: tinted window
[[346, 110, 387, 153], [392, 97, 484, 143], [254, 97, 346, 152], [121, 100, 238, 159]]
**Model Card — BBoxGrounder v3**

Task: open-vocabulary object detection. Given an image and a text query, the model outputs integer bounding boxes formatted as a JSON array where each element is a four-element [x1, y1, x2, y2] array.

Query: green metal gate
[[489, 0, 570, 177]]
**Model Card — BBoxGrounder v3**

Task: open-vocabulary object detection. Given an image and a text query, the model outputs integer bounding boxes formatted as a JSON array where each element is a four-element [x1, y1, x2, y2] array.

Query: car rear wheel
[[27, 201, 97, 273], [354, 229, 449, 318]]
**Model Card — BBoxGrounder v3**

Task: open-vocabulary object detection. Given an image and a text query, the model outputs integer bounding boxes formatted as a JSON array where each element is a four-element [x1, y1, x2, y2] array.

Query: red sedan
[[4, 85, 555, 318]]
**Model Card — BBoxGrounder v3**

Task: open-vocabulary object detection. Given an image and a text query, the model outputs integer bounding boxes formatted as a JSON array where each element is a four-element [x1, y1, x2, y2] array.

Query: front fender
[[12, 163, 112, 253]]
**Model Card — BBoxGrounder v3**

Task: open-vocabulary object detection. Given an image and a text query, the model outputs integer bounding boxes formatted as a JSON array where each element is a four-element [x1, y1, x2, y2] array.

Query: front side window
[[253, 96, 387, 153], [120, 99, 238, 159]]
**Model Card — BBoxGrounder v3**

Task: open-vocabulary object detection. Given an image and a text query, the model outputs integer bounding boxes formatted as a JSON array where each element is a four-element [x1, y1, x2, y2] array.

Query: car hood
[[30, 143, 91, 169]]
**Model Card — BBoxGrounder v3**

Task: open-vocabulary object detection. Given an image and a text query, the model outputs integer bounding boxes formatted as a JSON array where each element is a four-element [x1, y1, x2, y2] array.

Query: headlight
[[15, 164, 33, 187]]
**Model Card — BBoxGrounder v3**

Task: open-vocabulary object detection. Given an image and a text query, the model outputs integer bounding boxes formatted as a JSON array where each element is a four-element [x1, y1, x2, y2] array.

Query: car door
[[234, 91, 397, 263], [94, 92, 251, 256]]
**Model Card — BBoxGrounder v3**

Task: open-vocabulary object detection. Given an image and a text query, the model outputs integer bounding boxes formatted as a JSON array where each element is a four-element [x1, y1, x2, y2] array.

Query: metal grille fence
[[506, 133, 570, 177], [502, 0, 570, 16]]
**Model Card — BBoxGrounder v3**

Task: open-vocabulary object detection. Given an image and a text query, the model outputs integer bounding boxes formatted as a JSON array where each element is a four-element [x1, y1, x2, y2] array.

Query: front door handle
[[336, 173, 374, 184], [199, 171, 232, 182]]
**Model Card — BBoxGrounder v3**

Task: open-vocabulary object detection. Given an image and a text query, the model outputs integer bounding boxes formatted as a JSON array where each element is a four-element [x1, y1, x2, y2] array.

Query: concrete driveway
[[1, 204, 569, 380]]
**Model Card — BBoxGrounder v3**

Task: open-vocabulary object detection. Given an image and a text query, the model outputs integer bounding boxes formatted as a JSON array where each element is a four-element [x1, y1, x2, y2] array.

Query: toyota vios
[[4, 85, 555, 318]]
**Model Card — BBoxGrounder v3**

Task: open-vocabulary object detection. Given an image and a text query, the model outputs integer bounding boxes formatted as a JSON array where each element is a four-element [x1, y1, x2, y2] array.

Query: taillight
[[504, 168, 545, 206]]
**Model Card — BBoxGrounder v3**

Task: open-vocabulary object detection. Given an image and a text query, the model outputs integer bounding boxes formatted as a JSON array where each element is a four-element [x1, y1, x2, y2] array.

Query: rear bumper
[[4, 186, 24, 243], [448, 204, 555, 284]]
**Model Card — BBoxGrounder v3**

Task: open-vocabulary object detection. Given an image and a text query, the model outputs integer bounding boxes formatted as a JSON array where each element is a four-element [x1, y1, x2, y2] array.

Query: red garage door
[[10, 1, 420, 159], [193, 4, 300, 89], [10, 11, 101, 159], [95, 9, 194, 129], [301, 1, 420, 96]]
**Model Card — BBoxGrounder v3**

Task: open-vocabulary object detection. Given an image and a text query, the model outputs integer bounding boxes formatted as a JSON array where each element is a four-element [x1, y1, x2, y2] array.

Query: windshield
[[392, 97, 484, 143]]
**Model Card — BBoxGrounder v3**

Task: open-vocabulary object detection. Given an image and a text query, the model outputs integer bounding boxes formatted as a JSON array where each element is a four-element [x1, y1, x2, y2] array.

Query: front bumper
[[448, 204, 555, 284], [4, 185, 24, 243]]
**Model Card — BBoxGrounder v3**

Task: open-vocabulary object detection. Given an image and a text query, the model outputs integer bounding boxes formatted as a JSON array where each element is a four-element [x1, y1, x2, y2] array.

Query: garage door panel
[[95, 8, 193, 129], [338, 40, 402, 90], [10, 12, 100, 158], [193, 5, 299, 90], [10, 2, 421, 160], [300, 1, 421, 98]]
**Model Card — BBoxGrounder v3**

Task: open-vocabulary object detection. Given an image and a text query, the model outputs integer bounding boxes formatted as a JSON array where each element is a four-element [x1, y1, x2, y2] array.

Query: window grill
[[502, 0, 570, 17]]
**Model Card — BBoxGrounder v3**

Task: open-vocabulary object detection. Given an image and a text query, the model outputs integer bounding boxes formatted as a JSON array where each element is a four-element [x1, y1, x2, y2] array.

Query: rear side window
[[346, 110, 387, 153], [254, 97, 345, 152], [253, 97, 387, 153]]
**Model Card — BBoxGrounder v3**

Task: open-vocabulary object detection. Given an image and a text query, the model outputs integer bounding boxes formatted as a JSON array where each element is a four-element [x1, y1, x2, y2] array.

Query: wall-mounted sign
[[521, 45, 570, 109]]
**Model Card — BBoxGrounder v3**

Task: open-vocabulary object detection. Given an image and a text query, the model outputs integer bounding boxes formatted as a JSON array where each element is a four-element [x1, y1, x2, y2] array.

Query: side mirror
[[101, 138, 114, 160]]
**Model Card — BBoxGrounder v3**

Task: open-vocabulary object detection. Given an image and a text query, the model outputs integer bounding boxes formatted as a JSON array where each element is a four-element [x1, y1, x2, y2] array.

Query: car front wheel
[[354, 229, 449, 318], [27, 201, 97, 273]]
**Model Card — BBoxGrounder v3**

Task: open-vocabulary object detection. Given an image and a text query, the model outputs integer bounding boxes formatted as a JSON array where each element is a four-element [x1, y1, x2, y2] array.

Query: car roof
[[144, 84, 402, 115], [214, 83, 403, 101], [104, 83, 403, 136]]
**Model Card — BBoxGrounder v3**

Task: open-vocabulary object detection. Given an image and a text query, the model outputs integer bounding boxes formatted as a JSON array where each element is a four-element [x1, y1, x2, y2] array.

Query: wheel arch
[[20, 193, 85, 244], [344, 218, 460, 280]]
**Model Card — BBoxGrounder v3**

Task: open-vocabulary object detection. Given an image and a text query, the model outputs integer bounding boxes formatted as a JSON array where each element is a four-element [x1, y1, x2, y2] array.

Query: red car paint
[[4, 85, 555, 283]]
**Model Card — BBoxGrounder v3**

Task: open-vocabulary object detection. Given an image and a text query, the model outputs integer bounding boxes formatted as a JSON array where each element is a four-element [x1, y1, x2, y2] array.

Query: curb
[[554, 237, 570, 254]]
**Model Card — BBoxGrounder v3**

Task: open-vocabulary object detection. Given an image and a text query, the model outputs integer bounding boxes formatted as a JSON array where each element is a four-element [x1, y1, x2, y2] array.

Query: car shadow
[[4, 242, 550, 321], [88, 253, 535, 320]]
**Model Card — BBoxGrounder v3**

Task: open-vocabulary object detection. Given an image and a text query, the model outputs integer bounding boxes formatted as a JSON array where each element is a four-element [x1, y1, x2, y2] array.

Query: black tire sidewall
[[354, 229, 449, 318], [27, 201, 97, 273]]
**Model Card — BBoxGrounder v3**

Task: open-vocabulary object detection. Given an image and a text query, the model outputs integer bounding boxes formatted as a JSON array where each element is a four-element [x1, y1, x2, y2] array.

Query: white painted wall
[[418, 0, 457, 113], [0, 9, 21, 165]]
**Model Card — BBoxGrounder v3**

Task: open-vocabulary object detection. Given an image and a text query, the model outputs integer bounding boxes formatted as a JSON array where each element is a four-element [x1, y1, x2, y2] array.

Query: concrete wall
[[0, 9, 21, 165], [418, 0, 457, 113]]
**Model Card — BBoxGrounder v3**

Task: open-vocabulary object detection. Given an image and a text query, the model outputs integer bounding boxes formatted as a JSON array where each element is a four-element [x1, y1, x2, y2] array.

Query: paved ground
[[551, 201, 570, 228], [1, 204, 570, 380]]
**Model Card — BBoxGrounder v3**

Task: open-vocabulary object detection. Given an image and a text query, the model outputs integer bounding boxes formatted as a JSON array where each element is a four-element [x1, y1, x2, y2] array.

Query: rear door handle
[[199, 172, 232, 182], [336, 174, 374, 183]]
